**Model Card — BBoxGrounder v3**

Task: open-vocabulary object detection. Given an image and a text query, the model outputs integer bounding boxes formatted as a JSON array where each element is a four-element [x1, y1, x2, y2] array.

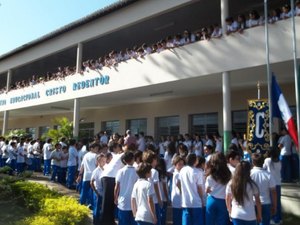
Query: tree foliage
[[43, 117, 73, 143]]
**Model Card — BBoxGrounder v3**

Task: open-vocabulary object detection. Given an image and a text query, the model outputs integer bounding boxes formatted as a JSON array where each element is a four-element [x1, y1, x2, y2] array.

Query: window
[[26, 127, 36, 139], [102, 120, 120, 136], [156, 116, 179, 139], [79, 122, 94, 139], [190, 113, 218, 136], [126, 118, 147, 135], [38, 126, 50, 138], [232, 110, 247, 135]]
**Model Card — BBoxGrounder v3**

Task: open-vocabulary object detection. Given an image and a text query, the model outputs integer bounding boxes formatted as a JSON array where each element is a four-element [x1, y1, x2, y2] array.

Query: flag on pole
[[272, 74, 299, 147]]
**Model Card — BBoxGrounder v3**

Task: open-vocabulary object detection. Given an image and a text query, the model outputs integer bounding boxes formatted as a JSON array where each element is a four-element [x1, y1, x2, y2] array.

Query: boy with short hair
[[50, 143, 61, 182], [114, 151, 138, 225], [251, 153, 277, 225], [131, 163, 157, 225]]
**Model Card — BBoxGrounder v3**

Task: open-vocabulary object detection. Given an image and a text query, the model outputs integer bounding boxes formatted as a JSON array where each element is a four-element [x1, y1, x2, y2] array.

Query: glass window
[[126, 119, 147, 135], [156, 116, 179, 139], [232, 110, 247, 135], [102, 120, 120, 136], [79, 122, 94, 139], [190, 113, 218, 136], [38, 126, 50, 138], [26, 127, 36, 139]]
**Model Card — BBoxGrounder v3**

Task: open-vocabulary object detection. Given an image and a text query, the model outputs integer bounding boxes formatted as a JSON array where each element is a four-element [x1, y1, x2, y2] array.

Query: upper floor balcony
[[0, 17, 299, 112]]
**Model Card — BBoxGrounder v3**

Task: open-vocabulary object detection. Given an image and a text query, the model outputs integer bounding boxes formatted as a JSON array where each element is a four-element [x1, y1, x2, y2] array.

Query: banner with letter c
[[247, 99, 270, 154]]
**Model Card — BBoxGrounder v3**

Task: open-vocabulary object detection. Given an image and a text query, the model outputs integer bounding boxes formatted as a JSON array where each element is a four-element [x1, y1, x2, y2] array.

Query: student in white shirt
[[225, 17, 239, 35], [66, 139, 78, 189], [193, 133, 203, 156], [59, 145, 69, 184], [226, 150, 240, 175], [251, 153, 276, 225], [50, 143, 62, 182], [213, 133, 222, 153], [205, 152, 231, 225], [27, 140, 35, 171], [43, 138, 53, 176], [90, 153, 106, 225], [226, 161, 262, 225], [178, 153, 204, 225], [263, 147, 282, 224], [281, 4, 293, 19], [204, 145, 213, 163], [278, 128, 292, 182], [131, 163, 157, 225], [8, 142, 17, 173], [137, 132, 146, 152], [100, 143, 124, 225], [196, 156, 207, 224], [1, 140, 9, 167], [295, 1, 300, 16], [77, 143, 99, 207], [142, 150, 161, 225], [16, 142, 26, 174], [157, 158, 168, 225], [171, 156, 185, 225], [114, 151, 138, 225], [247, 10, 262, 28], [211, 24, 223, 38]]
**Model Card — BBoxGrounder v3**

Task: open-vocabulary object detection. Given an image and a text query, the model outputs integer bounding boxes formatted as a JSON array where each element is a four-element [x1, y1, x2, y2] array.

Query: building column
[[73, 98, 80, 139], [2, 69, 12, 136], [222, 72, 232, 152], [76, 43, 83, 73], [221, 0, 231, 153]]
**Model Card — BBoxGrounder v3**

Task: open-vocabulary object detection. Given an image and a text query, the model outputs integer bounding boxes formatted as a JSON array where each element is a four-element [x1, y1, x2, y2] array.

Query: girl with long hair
[[205, 152, 231, 225], [226, 161, 262, 225]]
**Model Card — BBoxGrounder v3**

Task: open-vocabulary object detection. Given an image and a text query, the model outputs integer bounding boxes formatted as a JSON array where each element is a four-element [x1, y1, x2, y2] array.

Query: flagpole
[[290, 0, 300, 178], [264, 0, 273, 147]]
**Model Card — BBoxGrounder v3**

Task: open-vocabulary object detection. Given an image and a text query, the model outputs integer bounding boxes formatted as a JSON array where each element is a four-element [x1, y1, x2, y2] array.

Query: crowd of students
[[1, 2, 299, 95], [0, 126, 298, 225]]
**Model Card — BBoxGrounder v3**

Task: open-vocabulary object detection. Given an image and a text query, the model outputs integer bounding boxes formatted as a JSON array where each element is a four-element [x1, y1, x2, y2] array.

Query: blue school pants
[[272, 185, 282, 223], [93, 192, 102, 225], [1, 158, 7, 167], [43, 159, 51, 175], [160, 201, 168, 225], [51, 165, 59, 181], [80, 180, 94, 206], [17, 162, 25, 174], [118, 209, 136, 225], [232, 219, 256, 225], [206, 195, 229, 225], [182, 207, 204, 225], [58, 167, 67, 184], [10, 159, 16, 171], [172, 208, 182, 225], [66, 166, 76, 188], [155, 203, 161, 225], [0, 155, 2, 167], [137, 222, 154, 225], [280, 155, 291, 182], [259, 204, 271, 225]]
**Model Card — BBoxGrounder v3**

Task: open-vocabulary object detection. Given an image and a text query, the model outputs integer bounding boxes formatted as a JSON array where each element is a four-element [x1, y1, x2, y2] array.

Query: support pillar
[[73, 98, 80, 139], [222, 72, 232, 153], [76, 43, 83, 73], [221, 0, 231, 153], [2, 69, 12, 135]]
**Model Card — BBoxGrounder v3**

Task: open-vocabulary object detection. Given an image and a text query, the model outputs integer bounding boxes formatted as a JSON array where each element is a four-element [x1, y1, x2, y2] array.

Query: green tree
[[43, 117, 73, 143], [5, 129, 29, 139]]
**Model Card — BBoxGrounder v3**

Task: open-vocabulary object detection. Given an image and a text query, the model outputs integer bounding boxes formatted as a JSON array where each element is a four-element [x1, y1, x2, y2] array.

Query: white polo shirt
[[17, 147, 25, 163], [205, 175, 227, 199], [101, 152, 124, 178], [148, 168, 160, 204], [278, 135, 292, 156], [179, 165, 203, 208], [43, 143, 52, 160], [171, 169, 181, 208], [250, 167, 276, 204], [91, 166, 104, 195], [226, 181, 259, 221], [131, 178, 155, 224], [81, 151, 97, 181], [263, 158, 281, 186], [115, 165, 138, 211], [67, 146, 78, 167]]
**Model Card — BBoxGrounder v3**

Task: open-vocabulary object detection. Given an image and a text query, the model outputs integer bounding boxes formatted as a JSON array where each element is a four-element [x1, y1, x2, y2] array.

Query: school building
[[0, 0, 298, 148]]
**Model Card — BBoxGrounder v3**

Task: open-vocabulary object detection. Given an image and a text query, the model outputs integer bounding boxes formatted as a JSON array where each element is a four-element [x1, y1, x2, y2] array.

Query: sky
[[0, 0, 117, 56]]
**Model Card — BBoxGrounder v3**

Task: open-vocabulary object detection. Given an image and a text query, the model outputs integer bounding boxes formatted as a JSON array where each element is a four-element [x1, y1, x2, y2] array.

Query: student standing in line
[[77, 143, 99, 207], [59, 145, 69, 184], [205, 152, 231, 225], [67, 139, 78, 189], [50, 143, 62, 182], [43, 138, 53, 176], [226, 161, 262, 225], [114, 151, 138, 225], [178, 153, 204, 225], [142, 150, 161, 225], [171, 156, 185, 225], [157, 158, 168, 225], [91, 153, 106, 225], [131, 163, 157, 225], [251, 153, 277, 225], [263, 147, 282, 225], [16, 141, 26, 174]]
